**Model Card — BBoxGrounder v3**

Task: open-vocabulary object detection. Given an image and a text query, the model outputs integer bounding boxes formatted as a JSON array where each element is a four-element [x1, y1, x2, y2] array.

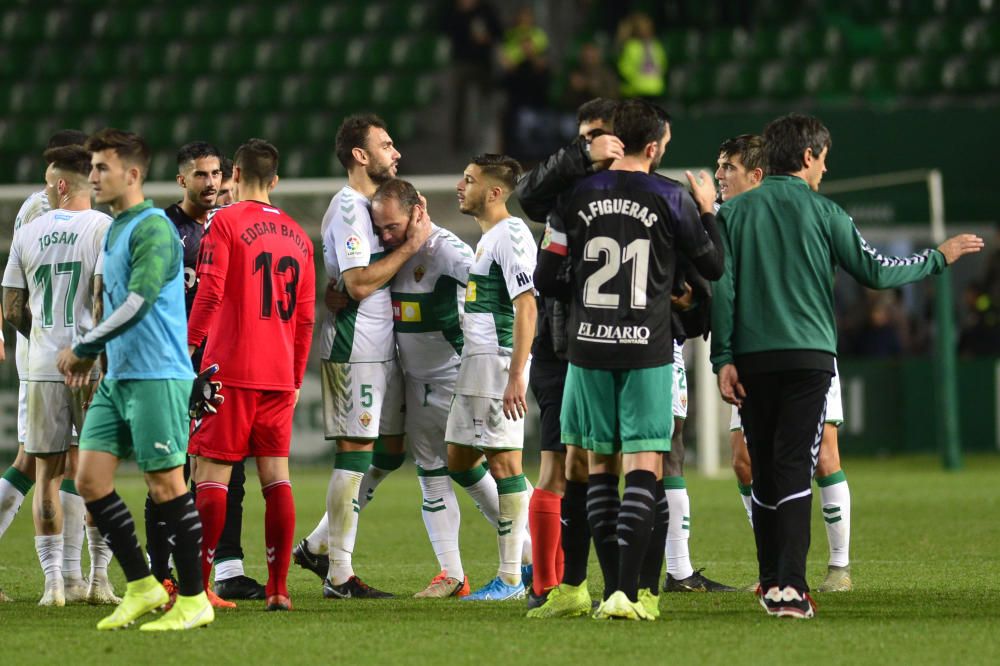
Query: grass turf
[[1, 455, 999, 665]]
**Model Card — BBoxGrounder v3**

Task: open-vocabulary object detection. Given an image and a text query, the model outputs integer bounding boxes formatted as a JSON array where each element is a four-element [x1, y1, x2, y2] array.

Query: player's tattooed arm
[[92, 275, 104, 323], [2, 286, 31, 338]]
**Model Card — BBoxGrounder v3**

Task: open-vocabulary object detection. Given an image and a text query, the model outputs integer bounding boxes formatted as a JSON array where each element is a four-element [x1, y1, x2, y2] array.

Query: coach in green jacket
[[710, 113, 983, 619]]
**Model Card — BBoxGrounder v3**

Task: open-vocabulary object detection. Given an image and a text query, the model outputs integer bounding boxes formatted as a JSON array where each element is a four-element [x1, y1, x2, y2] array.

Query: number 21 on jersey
[[582, 236, 649, 309]]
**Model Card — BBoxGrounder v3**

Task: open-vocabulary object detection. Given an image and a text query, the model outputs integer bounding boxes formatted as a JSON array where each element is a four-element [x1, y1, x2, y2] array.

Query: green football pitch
[[1, 456, 998, 665]]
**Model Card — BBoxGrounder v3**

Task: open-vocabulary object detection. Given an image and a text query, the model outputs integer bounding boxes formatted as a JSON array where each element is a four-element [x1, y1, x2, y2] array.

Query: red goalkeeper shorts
[[188, 386, 296, 461]]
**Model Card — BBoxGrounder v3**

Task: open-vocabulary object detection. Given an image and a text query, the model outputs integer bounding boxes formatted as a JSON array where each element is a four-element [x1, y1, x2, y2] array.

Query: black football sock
[[86, 491, 151, 583], [639, 482, 668, 593], [617, 470, 658, 603], [216, 459, 247, 565], [561, 479, 590, 587], [145, 494, 173, 581], [156, 492, 205, 597], [586, 473, 620, 600]]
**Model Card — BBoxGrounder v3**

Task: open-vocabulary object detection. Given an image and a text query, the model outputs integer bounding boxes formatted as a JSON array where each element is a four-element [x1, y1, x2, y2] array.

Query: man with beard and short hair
[[293, 113, 430, 599]]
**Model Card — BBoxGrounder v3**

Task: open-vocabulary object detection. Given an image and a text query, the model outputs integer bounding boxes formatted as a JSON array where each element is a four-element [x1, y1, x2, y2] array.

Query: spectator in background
[[501, 36, 553, 159], [501, 7, 549, 69], [958, 281, 1000, 356], [562, 42, 619, 109], [852, 292, 906, 357], [442, 0, 503, 152], [616, 12, 667, 100]]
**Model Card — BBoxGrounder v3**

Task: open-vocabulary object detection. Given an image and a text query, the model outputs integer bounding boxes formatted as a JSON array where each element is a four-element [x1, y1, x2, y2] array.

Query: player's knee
[[74, 472, 106, 502]]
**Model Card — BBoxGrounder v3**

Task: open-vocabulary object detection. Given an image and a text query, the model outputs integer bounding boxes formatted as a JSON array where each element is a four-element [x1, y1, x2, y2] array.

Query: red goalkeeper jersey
[[188, 200, 316, 390]]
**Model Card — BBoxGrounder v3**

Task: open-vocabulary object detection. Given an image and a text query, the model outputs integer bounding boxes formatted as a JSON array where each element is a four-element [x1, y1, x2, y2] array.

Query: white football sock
[[521, 479, 534, 565], [497, 486, 530, 586], [86, 526, 112, 579], [819, 477, 851, 568], [0, 476, 29, 537], [418, 474, 463, 580], [357, 465, 393, 511], [214, 558, 245, 583], [461, 468, 500, 525], [60, 490, 85, 582], [739, 486, 754, 526], [35, 534, 64, 584], [326, 469, 363, 585], [305, 512, 330, 555], [665, 488, 694, 580]]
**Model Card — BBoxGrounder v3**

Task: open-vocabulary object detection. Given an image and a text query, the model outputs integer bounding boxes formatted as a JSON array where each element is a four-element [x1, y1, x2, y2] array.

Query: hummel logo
[[560, 518, 569, 526], [207, 547, 216, 564], [266, 546, 276, 563]]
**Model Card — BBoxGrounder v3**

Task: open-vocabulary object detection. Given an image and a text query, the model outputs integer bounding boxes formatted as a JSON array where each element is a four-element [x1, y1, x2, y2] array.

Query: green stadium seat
[[181, 7, 219, 39], [879, 20, 916, 56], [2, 9, 44, 45], [17, 155, 44, 184], [30, 45, 64, 81], [390, 35, 450, 69], [383, 111, 416, 142], [97, 81, 141, 114], [346, 37, 393, 71], [280, 76, 324, 110], [162, 40, 196, 76], [209, 42, 247, 75], [324, 76, 369, 110], [895, 56, 938, 95], [848, 58, 894, 99], [318, 4, 365, 34], [170, 114, 198, 148], [370, 74, 435, 109], [303, 112, 333, 146], [90, 8, 134, 41], [940, 56, 981, 94], [280, 148, 308, 179], [75, 44, 116, 78], [0, 119, 33, 153], [661, 32, 689, 65], [43, 8, 75, 41], [226, 5, 274, 38], [705, 28, 735, 62], [841, 24, 883, 57], [777, 22, 822, 59], [748, 28, 779, 61], [53, 81, 98, 114], [961, 17, 1000, 53], [208, 116, 243, 149], [9, 81, 54, 115], [729, 27, 756, 59], [365, 1, 428, 32], [404, 2, 435, 31], [190, 76, 235, 113], [0, 46, 15, 79], [235, 77, 280, 111], [714, 62, 757, 100], [135, 7, 184, 39], [803, 59, 850, 99], [149, 149, 175, 181], [143, 78, 186, 115], [299, 38, 350, 71], [757, 60, 803, 99], [667, 64, 712, 104], [914, 19, 961, 55], [984, 56, 1000, 91], [254, 39, 297, 74]]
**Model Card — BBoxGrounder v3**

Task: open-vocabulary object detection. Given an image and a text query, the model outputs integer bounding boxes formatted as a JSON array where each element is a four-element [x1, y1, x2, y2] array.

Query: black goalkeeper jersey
[[537, 170, 723, 370]]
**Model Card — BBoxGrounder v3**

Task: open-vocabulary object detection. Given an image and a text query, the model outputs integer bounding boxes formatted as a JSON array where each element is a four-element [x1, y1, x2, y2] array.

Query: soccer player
[[446, 154, 537, 601], [294, 113, 428, 599], [0, 130, 109, 604], [711, 113, 983, 619], [216, 157, 235, 206], [535, 100, 724, 620], [153, 141, 264, 602], [188, 138, 316, 612], [55, 128, 212, 631], [516, 98, 623, 608], [370, 178, 475, 597], [716, 134, 854, 592], [2, 145, 112, 606]]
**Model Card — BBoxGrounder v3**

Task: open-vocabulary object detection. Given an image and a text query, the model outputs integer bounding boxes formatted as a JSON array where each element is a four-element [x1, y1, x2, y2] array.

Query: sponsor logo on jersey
[[576, 322, 651, 345], [345, 234, 363, 257], [359, 411, 372, 428], [414, 265, 426, 282], [392, 300, 421, 322], [465, 281, 477, 302]]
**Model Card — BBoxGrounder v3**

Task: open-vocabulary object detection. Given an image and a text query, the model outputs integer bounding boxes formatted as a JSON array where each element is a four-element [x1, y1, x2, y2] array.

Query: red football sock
[[195, 482, 228, 591], [263, 480, 295, 598], [529, 488, 563, 596]]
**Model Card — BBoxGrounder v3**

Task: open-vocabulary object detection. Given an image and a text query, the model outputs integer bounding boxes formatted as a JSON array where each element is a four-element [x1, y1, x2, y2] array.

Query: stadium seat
[[29, 44, 64, 82], [9, 81, 54, 115], [317, 4, 365, 34], [2, 9, 44, 45], [143, 78, 186, 115], [89, 8, 134, 41], [325, 76, 369, 111], [714, 62, 757, 100], [299, 38, 350, 72], [0, 118, 32, 153], [757, 60, 804, 99], [803, 59, 851, 100], [53, 81, 98, 114], [209, 42, 247, 75], [42, 8, 75, 41], [894, 56, 938, 95], [227, 5, 274, 38], [390, 35, 450, 70], [668, 64, 712, 104], [880, 20, 916, 55], [985, 56, 1000, 91], [661, 32, 688, 65], [16, 155, 44, 184], [135, 7, 184, 39], [235, 77, 280, 111], [748, 28, 780, 61], [162, 40, 199, 76], [346, 36, 393, 71], [914, 18, 961, 55], [181, 7, 219, 39], [961, 17, 1000, 52], [940, 56, 981, 94], [190, 76, 234, 113], [371, 74, 435, 109], [254, 39, 297, 74], [149, 149, 175, 181], [848, 58, 894, 99], [777, 22, 816, 59], [75, 44, 116, 79], [405, 2, 435, 31], [97, 81, 142, 114], [280, 76, 324, 110], [841, 23, 884, 57], [705, 28, 735, 62]]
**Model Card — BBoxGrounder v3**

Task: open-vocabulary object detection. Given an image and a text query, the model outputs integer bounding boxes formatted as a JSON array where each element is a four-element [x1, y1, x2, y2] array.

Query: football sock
[[817, 471, 851, 568], [262, 480, 295, 598], [560, 479, 590, 587], [86, 491, 151, 583], [640, 482, 669, 593], [35, 534, 64, 584], [86, 525, 113, 579], [0, 467, 33, 537], [327, 451, 370, 585], [214, 559, 245, 583], [157, 492, 204, 597], [358, 451, 406, 510], [194, 482, 228, 590], [664, 477, 694, 580], [144, 494, 172, 581], [618, 471, 657, 603], [586, 473, 620, 600], [528, 487, 562, 595], [305, 512, 329, 555], [417, 468, 463, 580], [738, 483, 754, 526], [217, 460, 247, 565], [495, 474, 529, 586], [60, 479, 85, 583], [450, 461, 500, 525]]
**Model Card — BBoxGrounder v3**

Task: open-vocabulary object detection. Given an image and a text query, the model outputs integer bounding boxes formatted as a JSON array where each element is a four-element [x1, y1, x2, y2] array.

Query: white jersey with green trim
[[319, 185, 395, 363], [1, 208, 110, 380], [391, 224, 473, 384], [462, 216, 537, 357], [12, 190, 50, 379]]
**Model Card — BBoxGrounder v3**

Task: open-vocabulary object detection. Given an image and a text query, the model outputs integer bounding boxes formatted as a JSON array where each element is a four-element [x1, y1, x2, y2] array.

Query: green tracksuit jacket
[[711, 175, 946, 374]]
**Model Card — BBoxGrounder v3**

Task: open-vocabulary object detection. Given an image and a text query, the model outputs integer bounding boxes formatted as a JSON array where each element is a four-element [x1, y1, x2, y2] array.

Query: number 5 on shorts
[[361, 384, 373, 408]]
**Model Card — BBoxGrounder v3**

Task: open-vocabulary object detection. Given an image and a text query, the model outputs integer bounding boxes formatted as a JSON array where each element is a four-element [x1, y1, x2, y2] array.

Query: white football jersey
[[462, 216, 537, 357], [318, 186, 394, 363], [12, 190, 50, 378], [391, 225, 473, 384], [2, 208, 110, 380]]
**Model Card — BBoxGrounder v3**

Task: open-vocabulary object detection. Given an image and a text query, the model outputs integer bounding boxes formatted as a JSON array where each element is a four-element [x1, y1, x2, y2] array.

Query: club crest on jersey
[[359, 411, 372, 428], [414, 265, 426, 282], [475, 247, 484, 261], [345, 235, 363, 258]]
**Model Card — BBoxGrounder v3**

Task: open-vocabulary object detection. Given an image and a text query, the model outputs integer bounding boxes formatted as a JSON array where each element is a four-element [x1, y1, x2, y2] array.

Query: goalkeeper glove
[[189, 364, 224, 419]]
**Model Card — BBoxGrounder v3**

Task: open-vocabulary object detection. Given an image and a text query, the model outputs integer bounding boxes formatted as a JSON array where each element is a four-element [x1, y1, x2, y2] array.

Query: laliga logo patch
[[540, 226, 552, 249], [345, 234, 363, 258], [359, 411, 373, 428], [414, 265, 426, 282]]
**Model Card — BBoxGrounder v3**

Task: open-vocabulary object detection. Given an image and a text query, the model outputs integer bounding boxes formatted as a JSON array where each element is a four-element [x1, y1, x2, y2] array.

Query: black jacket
[[516, 138, 593, 224]]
